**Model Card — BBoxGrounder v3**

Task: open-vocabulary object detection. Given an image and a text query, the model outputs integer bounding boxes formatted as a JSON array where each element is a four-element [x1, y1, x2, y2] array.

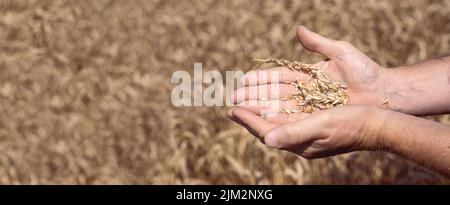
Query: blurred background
[[0, 0, 449, 184]]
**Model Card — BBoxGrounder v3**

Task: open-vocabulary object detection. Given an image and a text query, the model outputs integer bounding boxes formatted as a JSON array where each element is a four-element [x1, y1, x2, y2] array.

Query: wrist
[[358, 107, 389, 151], [379, 67, 404, 113]]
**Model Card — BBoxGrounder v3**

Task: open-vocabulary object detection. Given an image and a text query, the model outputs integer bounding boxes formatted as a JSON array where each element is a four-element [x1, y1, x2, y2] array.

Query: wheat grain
[[382, 98, 390, 108], [252, 57, 349, 113]]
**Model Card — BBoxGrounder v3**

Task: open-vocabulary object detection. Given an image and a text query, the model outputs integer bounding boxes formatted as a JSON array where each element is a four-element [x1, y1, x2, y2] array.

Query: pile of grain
[[253, 58, 349, 113]]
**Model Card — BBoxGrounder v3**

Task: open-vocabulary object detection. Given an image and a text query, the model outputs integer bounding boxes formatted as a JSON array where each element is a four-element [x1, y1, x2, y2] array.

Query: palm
[[321, 49, 386, 106]]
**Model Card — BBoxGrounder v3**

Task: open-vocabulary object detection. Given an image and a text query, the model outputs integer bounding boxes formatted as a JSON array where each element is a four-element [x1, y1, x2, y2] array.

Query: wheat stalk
[[252, 57, 349, 113]]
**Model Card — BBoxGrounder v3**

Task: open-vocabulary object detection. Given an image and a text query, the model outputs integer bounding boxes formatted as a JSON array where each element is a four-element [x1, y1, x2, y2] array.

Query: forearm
[[372, 109, 450, 177], [384, 56, 450, 115]]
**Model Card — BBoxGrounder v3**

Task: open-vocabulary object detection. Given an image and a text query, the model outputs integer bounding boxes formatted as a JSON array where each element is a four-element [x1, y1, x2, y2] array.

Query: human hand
[[232, 26, 389, 114], [228, 105, 383, 158], [229, 26, 391, 158]]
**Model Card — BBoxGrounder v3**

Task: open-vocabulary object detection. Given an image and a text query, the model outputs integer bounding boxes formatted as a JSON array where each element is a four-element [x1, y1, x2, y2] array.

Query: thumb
[[296, 26, 343, 58]]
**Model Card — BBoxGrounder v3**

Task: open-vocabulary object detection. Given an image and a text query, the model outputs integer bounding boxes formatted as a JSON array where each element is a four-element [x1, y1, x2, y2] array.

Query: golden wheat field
[[0, 0, 449, 184]]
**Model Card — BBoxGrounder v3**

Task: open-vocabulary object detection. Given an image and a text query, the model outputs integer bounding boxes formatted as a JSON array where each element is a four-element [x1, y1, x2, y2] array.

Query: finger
[[264, 113, 326, 148], [297, 26, 344, 59], [264, 112, 311, 124], [241, 67, 310, 86], [228, 113, 263, 141], [238, 100, 298, 116], [237, 100, 312, 123], [232, 84, 297, 104], [229, 108, 278, 139]]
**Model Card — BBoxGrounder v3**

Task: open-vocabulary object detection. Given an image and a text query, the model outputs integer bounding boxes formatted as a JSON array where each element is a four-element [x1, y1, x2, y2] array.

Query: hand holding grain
[[229, 26, 450, 176], [233, 26, 389, 114]]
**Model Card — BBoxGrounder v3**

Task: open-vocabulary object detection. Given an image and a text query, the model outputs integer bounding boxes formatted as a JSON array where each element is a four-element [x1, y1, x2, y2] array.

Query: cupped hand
[[229, 26, 388, 158], [232, 26, 389, 114], [228, 105, 384, 159]]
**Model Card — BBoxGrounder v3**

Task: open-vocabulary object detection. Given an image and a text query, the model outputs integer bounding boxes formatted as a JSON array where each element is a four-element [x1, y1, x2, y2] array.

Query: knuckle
[[336, 40, 354, 52], [284, 123, 295, 145], [338, 40, 352, 48], [317, 112, 335, 136]]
